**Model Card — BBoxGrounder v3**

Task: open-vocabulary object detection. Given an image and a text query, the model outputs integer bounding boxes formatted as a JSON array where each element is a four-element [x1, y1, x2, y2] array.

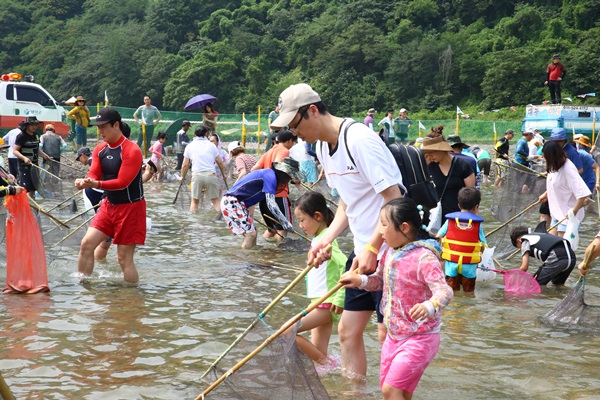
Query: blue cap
[[548, 128, 567, 141]]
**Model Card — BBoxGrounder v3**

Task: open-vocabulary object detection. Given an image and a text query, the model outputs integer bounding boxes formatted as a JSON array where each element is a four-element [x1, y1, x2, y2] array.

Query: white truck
[[0, 72, 69, 138]]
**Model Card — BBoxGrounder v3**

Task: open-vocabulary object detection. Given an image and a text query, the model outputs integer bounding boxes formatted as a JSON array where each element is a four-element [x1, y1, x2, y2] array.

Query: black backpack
[[387, 143, 439, 209], [339, 120, 438, 209]]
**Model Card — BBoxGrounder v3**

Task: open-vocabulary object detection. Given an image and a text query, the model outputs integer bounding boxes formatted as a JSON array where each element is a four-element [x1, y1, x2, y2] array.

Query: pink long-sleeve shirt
[[361, 240, 453, 339], [149, 141, 163, 159]]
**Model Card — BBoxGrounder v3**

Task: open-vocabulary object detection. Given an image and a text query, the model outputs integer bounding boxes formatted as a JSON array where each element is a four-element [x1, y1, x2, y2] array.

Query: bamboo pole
[[53, 214, 95, 247], [485, 200, 540, 238], [28, 198, 69, 228], [299, 182, 338, 208], [46, 190, 82, 212], [262, 213, 311, 242], [142, 123, 148, 158], [0, 371, 15, 400], [46, 158, 80, 172], [30, 162, 61, 181], [172, 171, 188, 205], [61, 204, 99, 224], [254, 217, 286, 240], [198, 271, 346, 399], [505, 214, 569, 260], [495, 160, 545, 178]]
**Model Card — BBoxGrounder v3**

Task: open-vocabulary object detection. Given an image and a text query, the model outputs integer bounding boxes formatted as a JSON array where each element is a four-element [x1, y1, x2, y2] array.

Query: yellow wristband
[[364, 244, 379, 255], [431, 299, 439, 310]]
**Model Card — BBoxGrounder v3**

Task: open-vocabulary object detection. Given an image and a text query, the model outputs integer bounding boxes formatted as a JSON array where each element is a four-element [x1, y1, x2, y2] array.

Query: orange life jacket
[[441, 212, 484, 266]]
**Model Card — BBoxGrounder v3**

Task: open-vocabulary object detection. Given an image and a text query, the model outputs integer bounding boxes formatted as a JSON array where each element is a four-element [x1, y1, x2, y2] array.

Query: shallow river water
[[2, 179, 600, 400]]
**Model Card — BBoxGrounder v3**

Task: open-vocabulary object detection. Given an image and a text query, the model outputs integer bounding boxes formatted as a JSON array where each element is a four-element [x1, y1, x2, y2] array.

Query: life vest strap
[[455, 218, 473, 230]]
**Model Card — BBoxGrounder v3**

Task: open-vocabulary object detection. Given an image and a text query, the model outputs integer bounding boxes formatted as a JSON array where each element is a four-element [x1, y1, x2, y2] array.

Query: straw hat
[[421, 136, 453, 152], [65, 96, 77, 106], [574, 135, 591, 148]]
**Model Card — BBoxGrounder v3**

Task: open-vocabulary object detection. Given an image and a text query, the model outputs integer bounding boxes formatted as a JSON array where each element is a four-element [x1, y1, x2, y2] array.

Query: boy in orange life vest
[[437, 187, 486, 292]]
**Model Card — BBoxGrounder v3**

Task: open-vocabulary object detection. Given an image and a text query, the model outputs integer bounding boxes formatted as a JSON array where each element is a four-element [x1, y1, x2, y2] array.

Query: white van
[[0, 72, 69, 137]]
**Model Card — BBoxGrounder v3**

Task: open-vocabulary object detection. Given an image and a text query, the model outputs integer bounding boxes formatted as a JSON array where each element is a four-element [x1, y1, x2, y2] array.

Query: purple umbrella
[[184, 94, 218, 111]]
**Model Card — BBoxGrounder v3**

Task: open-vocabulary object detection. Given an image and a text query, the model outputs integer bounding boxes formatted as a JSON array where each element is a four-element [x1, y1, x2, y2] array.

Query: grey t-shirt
[[135, 105, 161, 126]]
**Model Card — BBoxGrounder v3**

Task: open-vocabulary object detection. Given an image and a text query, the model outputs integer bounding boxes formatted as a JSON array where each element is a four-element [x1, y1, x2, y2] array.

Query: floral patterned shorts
[[220, 196, 255, 235]]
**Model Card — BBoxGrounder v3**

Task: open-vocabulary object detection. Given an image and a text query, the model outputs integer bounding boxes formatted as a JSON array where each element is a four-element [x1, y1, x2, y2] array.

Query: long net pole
[[198, 273, 347, 399]]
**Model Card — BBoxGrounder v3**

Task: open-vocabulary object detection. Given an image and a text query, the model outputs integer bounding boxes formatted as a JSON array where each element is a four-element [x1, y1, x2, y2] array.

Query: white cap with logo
[[270, 83, 321, 129]]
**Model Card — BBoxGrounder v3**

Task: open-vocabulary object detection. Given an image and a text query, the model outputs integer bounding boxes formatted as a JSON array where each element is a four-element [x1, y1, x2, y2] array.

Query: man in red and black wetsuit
[[75, 107, 145, 283], [544, 54, 566, 105]]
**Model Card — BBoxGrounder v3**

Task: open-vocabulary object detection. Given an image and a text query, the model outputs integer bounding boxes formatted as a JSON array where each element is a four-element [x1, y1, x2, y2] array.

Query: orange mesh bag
[[3, 192, 50, 294]]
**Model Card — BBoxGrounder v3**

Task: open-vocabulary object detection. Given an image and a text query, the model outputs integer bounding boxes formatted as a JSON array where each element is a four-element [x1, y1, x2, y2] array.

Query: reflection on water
[[1, 181, 600, 399]]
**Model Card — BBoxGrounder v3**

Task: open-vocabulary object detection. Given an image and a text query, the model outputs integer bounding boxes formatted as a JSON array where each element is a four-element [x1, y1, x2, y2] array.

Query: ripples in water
[[1, 181, 600, 399]]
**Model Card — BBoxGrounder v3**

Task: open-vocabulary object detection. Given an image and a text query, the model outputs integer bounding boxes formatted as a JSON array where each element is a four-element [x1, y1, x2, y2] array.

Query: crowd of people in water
[[3, 81, 600, 400]]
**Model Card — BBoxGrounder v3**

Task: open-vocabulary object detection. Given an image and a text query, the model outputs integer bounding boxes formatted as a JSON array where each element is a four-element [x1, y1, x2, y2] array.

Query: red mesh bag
[[3, 192, 49, 294]]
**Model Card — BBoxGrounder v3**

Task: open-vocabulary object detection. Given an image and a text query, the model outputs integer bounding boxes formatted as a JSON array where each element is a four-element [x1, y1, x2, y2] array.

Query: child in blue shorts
[[437, 187, 486, 292]]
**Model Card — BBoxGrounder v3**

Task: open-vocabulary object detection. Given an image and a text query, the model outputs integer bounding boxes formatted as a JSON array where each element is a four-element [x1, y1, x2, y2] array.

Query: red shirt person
[[545, 54, 566, 104], [75, 107, 146, 283]]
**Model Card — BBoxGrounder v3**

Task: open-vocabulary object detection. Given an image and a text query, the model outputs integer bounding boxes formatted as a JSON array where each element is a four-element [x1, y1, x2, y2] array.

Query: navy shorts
[[343, 251, 384, 323]]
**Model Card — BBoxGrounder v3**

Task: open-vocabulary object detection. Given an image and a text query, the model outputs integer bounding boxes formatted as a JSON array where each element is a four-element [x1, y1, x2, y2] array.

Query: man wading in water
[[75, 108, 146, 283], [271, 83, 403, 381]]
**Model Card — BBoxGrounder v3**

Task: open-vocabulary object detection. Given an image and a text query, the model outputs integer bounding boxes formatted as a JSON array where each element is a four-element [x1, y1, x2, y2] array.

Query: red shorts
[[91, 198, 146, 245]]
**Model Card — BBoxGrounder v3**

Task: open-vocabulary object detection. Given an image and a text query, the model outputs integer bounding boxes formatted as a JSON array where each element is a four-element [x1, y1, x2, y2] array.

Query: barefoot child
[[438, 187, 486, 292], [148, 132, 167, 181], [286, 191, 346, 372], [340, 198, 453, 400], [220, 157, 302, 248]]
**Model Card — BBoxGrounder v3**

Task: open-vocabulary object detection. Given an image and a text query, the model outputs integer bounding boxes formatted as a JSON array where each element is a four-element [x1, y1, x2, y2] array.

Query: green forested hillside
[[2, 0, 599, 116]]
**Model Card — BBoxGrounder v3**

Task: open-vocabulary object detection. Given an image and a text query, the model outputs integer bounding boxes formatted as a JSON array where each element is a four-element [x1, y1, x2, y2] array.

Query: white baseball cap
[[227, 141, 242, 153], [270, 84, 321, 129], [399, 108, 407, 113]]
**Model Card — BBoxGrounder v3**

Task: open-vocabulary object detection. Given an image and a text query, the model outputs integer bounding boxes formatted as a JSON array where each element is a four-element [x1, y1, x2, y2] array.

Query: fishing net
[[174, 175, 192, 211], [40, 202, 94, 248], [40, 161, 65, 199], [3, 192, 50, 293], [540, 278, 600, 329], [491, 162, 544, 223], [487, 163, 545, 260], [202, 321, 330, 400], [501, 269, 541, 295]]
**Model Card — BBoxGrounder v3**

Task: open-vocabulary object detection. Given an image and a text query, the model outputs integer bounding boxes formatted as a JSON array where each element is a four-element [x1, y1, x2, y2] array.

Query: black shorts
[[478, 158, 491, 175], [259, 196, 291, 230], [8, 158, 18, 177], [539, 201, 550, 216], [18, 164, 37, 192], [343, 251, 384, 323]]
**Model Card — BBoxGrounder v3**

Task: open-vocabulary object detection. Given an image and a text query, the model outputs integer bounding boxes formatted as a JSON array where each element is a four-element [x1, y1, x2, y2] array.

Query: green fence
[[401, 119, 524, 144], [87, 106, 266, 150], [83, 106, 524, 148]]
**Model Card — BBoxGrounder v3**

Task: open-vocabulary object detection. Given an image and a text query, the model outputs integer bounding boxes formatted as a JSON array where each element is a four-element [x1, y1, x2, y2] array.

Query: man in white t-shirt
[[180, 126, 226, 213], [271, 83, 403, 381], [3, 122, 24, 176], [378, 108, 395, 145]]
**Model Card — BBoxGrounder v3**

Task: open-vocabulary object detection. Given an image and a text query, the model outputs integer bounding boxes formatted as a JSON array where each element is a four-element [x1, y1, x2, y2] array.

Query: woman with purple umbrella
[[203, 103, 219, 135]]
